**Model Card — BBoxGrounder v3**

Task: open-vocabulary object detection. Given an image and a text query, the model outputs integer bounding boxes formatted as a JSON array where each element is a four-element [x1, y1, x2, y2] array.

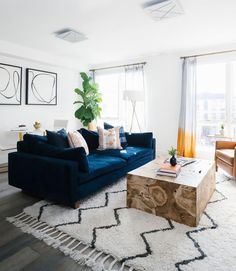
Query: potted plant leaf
[[168, 146, 177, 166], [74, 72, 102, 129]]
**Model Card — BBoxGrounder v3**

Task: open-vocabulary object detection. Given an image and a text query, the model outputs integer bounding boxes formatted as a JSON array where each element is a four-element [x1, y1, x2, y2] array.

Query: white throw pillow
[[68, 131, 89, 155], [97, 127, 122, 150]]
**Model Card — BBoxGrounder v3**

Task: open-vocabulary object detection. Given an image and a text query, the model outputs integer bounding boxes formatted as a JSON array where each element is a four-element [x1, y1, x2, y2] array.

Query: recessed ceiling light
[[142, 0, 184, 21], [55, 28, 87, 43]]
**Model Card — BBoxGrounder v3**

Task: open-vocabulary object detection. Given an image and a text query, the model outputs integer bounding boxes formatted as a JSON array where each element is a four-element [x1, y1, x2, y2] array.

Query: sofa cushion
[[216, 149, 234, 165], [79, 128, 99, 152], [77, 154, 127, 184], [119, 147, 153, 162], [94, 147, 153, 163], [104, 122, 128, 148], [125, 132, 153, 148], [32, 142, 89, 172], [46, 129, 69, 148]]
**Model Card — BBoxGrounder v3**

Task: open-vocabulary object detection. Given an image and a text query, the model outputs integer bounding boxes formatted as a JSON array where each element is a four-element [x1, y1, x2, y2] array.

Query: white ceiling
[[0, 0, 236, 66]]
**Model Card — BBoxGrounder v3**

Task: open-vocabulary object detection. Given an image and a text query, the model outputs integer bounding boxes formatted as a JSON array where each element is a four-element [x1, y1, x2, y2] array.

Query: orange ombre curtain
[[177, 57, 197, 158]]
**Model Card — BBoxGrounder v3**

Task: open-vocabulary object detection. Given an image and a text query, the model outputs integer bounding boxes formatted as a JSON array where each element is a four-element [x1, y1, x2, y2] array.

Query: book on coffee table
[[156, 163, 181, 177], [164, 157, 196, 167]]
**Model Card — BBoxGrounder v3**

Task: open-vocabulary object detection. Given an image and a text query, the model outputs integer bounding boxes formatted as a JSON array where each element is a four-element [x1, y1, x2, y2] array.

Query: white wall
[[145, 54, 182, 155], [0, 54, 85, 148]]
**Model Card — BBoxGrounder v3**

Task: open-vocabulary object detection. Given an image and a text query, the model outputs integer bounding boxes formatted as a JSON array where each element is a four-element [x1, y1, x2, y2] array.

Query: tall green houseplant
[[74, 72, 102, 127]]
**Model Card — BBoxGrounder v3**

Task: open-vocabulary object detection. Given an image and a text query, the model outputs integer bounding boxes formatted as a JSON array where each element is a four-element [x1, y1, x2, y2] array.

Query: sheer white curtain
[[177, 57, 197, 157], [94, 64, 146, 131]]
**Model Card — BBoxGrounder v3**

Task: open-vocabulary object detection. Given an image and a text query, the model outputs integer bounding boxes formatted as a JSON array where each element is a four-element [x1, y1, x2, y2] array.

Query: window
[[196, 60, 236, 148], [94, 69, 124, 119], [94, 64, 145, 131]]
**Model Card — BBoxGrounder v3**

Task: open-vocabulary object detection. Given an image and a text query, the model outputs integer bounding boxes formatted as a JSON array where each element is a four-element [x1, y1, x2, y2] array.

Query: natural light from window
[[196, 61, 236, 150]]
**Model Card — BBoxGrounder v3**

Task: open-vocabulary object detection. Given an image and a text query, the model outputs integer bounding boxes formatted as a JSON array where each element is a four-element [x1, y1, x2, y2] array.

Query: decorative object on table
[[0, 63, 22, 105], [164, 156, 196, 167], [123, 90, 144, 132], [26, 68, 57, 105], [7, 173, 232, 271], [74, 72, 102, 129], [168, 146, 177, 166], [53, 119, 68, 131], [219, 123, 225, 136], [33, 121, 41, 130], [156, 163, 181, 177], [97, 126, 122, 150], [11, 126, 28, 141]]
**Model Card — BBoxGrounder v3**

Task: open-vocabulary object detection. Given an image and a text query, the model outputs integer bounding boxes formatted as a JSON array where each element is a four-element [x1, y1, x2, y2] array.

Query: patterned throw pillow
[[68, 131, 89, 155], [104, 122, 128, 148], [97, 127, 122, 150]]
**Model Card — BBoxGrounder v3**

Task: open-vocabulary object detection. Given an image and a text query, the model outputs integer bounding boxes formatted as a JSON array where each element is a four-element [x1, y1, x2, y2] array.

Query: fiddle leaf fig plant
[[74, 72, 102, 127]]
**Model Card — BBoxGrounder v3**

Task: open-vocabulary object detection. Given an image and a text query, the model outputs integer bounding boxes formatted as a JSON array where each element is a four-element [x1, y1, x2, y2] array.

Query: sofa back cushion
[[32, 142, 89, 172], [78, 128, 99, 152], [22, 134, 48, 153], [104, 122, 127, 148], [46, 129, 69, 148], [125, 132, 153, 148]]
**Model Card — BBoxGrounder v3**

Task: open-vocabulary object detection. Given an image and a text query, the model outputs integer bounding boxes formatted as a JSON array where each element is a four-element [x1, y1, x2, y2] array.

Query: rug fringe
[[6, 212, 134, 271]]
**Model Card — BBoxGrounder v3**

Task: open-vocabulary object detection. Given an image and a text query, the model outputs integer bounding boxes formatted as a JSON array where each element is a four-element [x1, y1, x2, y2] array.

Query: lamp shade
[[123, 90, 144, 102]]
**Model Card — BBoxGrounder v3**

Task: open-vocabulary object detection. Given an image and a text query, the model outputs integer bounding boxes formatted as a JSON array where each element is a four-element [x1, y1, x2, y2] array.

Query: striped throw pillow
[[68, 131, 89, 155]]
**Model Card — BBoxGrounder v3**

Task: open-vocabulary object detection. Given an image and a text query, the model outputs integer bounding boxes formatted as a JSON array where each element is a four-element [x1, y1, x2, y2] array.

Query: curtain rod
[[89, 61, 146, 72], [180, 49, 236, 59]]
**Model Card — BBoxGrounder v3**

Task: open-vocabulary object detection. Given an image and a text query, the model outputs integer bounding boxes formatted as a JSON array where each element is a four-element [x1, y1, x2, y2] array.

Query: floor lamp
[[123, 90, 144, 133]]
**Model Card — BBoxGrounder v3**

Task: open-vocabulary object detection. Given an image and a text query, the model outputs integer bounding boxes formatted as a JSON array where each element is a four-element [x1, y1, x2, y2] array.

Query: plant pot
[[219, 129, 224, 136], [88, 121, 97, 131], [170, 155, 177, 166]]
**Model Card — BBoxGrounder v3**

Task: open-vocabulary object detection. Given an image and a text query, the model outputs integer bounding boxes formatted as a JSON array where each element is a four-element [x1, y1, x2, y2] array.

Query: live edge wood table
[[127, 158, 215, 227]]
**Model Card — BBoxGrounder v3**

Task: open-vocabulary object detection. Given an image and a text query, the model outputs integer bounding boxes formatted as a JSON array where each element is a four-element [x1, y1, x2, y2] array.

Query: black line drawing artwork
[[26, 68, 57, 105], [0, 63, 22, 105]]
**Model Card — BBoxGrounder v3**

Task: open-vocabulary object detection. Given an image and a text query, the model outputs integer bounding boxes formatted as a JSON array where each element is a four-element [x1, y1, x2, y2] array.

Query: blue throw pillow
[[78, 128, 99, 152], [104, 122, 128, 148], [46, 129, 69, 148], [32, 142, 89, 172], [23, 133, 48, 153]]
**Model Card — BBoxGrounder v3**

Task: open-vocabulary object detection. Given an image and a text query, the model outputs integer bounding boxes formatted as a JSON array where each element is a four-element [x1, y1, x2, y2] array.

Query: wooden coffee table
[[127, 158, 215, 227]]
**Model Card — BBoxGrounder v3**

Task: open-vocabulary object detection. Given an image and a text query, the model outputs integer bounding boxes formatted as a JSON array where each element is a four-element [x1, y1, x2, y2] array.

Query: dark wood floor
[[0, 173, 91, 271]]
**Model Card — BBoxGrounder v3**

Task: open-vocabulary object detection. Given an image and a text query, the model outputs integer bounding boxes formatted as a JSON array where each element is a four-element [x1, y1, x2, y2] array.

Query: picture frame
[[26, 68, 57, 105], [0, 63, 22, 105]]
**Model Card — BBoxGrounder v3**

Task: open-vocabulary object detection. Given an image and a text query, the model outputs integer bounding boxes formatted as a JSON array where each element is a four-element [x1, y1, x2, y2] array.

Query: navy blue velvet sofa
[[8, 129, 156, 207]]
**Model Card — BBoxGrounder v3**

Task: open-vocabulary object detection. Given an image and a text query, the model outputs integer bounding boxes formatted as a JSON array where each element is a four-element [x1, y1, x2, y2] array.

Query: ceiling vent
[[55, 28, 87, 43], [142, 0, 184, 21]]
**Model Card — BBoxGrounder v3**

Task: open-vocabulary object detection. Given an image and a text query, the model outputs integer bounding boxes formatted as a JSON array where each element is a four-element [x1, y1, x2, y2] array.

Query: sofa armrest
[[152, 138, 156, 159], [215, 141, 236, 150], [125, 132, 153, 148], [8, 152, 78, 206]]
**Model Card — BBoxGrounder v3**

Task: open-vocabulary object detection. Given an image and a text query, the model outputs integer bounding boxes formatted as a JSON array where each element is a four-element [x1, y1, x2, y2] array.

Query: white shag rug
[[7, 173, 236, 271]]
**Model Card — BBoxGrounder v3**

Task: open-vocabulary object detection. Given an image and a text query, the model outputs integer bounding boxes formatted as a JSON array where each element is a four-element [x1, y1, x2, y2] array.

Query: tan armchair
[[215, 141, 236, 178]]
